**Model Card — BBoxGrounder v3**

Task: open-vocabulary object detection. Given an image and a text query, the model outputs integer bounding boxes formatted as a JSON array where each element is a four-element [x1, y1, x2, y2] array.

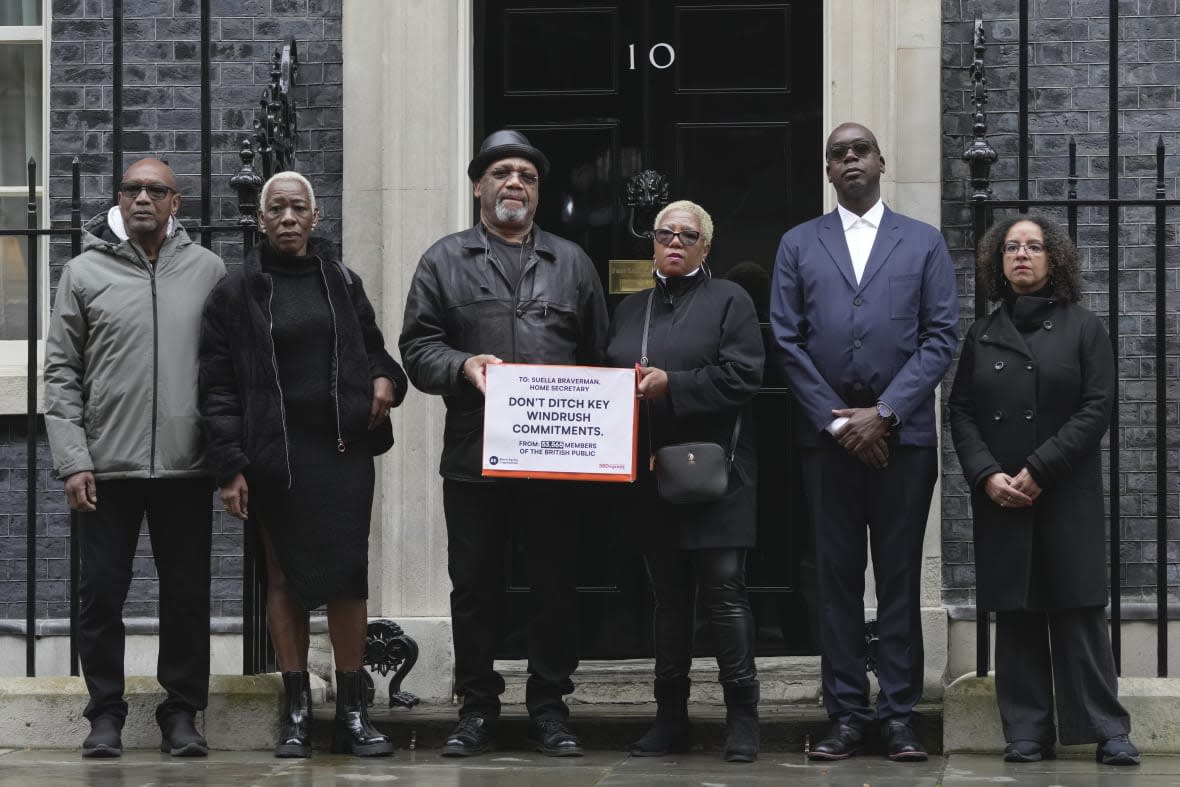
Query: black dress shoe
[[440, 713, 494, 757], [529, 718, 584, 757], [884, 719, 927, 762], [808, 721, 865, 761]]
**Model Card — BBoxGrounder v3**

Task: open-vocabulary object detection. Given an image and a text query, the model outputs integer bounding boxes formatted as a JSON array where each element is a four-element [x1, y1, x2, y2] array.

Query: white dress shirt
[[827, 200, 887, 436], [837, 199, 884, 285]]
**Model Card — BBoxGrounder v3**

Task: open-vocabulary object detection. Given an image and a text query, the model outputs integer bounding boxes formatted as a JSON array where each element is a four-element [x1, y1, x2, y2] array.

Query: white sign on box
[[481, 363, 637, 482]]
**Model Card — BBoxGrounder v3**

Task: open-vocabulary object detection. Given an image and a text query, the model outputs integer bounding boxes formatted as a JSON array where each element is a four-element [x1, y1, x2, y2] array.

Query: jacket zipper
[[264, 277, 295, 488], [317, 260, 346, 453], [511, 243, 540, 361], [128, 241, 160, 478], [148, 265, 159, 477]]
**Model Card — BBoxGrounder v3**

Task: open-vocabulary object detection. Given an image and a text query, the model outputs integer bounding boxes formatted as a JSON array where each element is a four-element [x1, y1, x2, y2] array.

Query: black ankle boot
[[631, 676, 693, 756], [330, 670, 394, 757], [275, 671, 312, 758], [722, 681, 759, 763]]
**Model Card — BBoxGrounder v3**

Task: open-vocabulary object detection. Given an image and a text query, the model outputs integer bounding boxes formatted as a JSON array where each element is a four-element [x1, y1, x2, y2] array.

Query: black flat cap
[[468, 129, 551, 181]]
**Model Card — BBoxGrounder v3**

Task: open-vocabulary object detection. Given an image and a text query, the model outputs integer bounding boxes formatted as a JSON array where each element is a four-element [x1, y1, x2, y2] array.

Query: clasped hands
[[984, 468, 1041, 509], [831, 407, 890, 469]]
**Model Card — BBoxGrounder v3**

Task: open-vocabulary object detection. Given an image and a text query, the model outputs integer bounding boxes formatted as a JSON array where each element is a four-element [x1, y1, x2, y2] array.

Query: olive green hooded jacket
[[44, 220, 226, 480]]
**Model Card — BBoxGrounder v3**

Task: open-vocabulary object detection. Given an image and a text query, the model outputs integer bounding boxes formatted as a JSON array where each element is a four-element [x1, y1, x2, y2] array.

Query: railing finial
[[961, 15, 997, 202]]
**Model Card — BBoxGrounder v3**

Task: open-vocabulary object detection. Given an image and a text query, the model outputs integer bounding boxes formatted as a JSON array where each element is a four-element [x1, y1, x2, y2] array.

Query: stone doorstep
[[321, 701, 945, 756], [495, 656, 826, 705], [0, 674, 327, 751], [944, 674, 1180, 755], [0, 666, 944, 755]]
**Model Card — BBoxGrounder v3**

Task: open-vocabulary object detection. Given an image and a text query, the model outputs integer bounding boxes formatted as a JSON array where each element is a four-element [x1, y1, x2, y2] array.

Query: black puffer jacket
[[399, 224, 608, 481], [199, 237, 406, 486]]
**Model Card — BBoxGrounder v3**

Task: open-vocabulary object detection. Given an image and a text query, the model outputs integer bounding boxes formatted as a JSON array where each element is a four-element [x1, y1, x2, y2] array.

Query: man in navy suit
[[770, 123, 958, 761]]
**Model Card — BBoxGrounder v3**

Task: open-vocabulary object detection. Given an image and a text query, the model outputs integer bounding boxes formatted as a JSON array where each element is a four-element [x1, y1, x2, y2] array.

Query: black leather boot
[[275, 671, 312, 758], [330, 670, 394, 757], [631, 676, 693, 756], [722, 681, 759, 763]]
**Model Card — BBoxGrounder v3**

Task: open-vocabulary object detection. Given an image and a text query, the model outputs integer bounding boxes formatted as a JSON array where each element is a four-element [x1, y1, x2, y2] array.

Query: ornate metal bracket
[[230, 139, 263, 229], [624, 170, 671, 239], [229, 40, 300, 232], [361, 619, 421, 709], [254, 40, 300, 180], [961, 16, 997, 202]]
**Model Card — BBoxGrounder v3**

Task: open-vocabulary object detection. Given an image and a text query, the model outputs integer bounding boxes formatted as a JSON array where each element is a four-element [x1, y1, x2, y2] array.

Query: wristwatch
[[876, 401, 896, 424]]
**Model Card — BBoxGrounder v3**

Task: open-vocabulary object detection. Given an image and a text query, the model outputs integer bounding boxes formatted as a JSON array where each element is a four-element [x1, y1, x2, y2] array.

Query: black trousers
[[78, 477, 213, 723], [442, 479, 579, 721], [801, 444, 936, 727], [995, 606, 1131, 746], [644, 546, 756, 686]]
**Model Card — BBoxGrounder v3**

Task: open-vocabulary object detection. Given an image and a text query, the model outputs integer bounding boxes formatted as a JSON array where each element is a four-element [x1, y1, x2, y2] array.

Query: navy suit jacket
[[769, 206, 958, 448]]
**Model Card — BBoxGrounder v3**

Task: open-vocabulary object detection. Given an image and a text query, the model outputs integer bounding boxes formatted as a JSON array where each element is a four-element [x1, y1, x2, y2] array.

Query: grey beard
[[494, 199, 528, 223]]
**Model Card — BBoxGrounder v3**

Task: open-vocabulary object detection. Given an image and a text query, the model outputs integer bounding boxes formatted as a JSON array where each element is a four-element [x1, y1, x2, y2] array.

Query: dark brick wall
[[941, 1, 1180, 606], [1, 0, 343, 620]]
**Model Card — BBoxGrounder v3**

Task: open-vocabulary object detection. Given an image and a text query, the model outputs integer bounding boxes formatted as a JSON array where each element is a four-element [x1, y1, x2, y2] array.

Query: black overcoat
[[605, 271, 764, 550], [948, 295, 1114, 610]]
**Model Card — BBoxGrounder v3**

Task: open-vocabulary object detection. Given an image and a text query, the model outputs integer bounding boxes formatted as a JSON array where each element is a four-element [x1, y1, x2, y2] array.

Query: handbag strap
[[639, 288, 742, 469]]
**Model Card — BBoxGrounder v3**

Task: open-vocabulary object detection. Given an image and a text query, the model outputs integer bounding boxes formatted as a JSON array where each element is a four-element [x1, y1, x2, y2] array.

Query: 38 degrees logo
[[488, 456, 498, 465]]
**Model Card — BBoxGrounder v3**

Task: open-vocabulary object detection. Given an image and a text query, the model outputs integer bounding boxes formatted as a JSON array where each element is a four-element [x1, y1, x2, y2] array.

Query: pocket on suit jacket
[[889, 274, 921, 319]]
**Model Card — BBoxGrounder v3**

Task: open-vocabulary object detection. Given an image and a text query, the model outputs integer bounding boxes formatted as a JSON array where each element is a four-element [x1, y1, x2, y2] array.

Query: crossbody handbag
[[639, 289, 741, 505]]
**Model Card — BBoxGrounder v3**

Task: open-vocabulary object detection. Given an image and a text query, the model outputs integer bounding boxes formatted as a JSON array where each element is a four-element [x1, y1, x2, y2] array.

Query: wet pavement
[[1, 748, 1177, 786]]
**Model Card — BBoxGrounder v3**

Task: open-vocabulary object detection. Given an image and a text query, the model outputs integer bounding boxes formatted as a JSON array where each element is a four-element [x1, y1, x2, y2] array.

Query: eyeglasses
[[654, 228, 702, 247], [118, 182, 175, 201], [826, 139, 877, 161], [1002, 241, 1045, 255], [488, 167, 539, 186]]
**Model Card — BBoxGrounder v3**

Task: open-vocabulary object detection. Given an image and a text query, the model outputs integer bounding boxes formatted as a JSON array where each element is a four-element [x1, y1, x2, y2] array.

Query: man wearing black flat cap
[[400, 130, 608, 758]]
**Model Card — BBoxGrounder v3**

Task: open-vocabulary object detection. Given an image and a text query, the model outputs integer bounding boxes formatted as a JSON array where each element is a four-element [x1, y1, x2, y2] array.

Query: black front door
[[476, 0, 823, 658]]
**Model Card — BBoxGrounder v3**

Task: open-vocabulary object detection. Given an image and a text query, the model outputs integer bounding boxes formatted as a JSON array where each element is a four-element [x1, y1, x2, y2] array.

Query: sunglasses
[[654, 228, 702, 247], [826, 139, 878, 161], [488, 167, 539, 186], [118, 182, 176, 201]]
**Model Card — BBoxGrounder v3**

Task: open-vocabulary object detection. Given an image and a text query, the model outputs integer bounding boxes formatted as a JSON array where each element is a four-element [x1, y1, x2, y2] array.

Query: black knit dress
[[250, 247, 374, 609]]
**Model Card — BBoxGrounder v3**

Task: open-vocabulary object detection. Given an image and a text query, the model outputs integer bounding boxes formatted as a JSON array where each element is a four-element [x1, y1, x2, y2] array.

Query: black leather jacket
[[399, 224, 608, 480]]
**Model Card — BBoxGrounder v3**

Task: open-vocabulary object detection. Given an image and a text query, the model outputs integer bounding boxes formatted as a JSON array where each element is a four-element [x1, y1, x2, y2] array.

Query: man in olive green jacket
[[44, 159, 225, 759]]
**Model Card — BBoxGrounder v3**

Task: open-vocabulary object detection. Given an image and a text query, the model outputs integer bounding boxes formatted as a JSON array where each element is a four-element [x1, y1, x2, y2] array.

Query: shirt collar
[[837, 200, 885, 231], [655, 264, 703, 282]]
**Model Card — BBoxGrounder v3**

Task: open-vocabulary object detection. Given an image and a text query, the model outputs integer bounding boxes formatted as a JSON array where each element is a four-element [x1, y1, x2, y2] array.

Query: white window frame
[[0, 9, 50, 410]]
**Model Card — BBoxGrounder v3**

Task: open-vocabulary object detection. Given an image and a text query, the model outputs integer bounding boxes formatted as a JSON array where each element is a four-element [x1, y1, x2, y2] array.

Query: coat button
[[853, 339, 862, 348], [1025, 362, 1034, 371], [854, 297, 863, 306], [1043, 320, 1053, 330], [981, 333, 989, 341], [993, 361, 1005, 371], [853, 382, 864, 391], [1023, 409, 1034, 420], [516, 308, 525, 317], [993, 410, 1004, 421]]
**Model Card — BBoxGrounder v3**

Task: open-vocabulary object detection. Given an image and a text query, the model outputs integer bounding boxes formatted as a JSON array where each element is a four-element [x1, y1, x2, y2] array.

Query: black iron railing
[[963, 5, 1178, 678], [0, 147, 268, 678], [0, 32, 303, 677]]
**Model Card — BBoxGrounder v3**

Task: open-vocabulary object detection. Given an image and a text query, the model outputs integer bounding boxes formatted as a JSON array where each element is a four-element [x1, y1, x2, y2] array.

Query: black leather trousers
[[644, 547, 757, 685]]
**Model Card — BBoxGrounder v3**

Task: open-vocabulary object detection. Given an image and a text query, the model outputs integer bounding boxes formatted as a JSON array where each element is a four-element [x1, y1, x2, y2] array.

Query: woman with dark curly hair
[[948, 215, 1139, 766]]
